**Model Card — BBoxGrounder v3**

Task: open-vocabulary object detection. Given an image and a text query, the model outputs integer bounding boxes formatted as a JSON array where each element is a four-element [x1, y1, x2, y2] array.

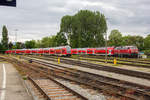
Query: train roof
[[72, 47, 115, 50], [6, 45, 71, 51]]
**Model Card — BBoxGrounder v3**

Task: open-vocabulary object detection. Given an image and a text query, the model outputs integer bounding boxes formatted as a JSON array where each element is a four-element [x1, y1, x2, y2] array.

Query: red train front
[[114, 46, 138, 57]]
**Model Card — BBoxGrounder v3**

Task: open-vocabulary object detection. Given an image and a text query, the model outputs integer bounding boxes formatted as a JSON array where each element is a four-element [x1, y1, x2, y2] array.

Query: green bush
[[143, 50, 150, 56]]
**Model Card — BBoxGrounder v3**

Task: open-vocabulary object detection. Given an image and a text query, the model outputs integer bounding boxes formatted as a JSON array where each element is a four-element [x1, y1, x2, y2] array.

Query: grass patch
[[112, 64, 120, 66], [22, 76, 27, 80]]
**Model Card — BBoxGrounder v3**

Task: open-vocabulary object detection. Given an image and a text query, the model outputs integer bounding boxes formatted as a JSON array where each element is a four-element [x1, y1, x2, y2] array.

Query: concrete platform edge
[[12, 64, 38, 100]]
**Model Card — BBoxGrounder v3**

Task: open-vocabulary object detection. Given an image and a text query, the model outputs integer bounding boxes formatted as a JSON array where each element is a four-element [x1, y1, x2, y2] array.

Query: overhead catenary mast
[[15, 29, 18, 43]]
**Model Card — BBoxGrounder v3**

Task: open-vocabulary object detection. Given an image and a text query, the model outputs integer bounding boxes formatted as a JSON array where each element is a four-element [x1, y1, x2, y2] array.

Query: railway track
[[27, 54, 150, 69], [76, 55, 150, 67], [28, 77, 86, 100], [26, 55, 150, 80], [0, 56, 6, 62], [74, 57, 150, 69], [78, 55, 150, 61], [17, 56, 150, 100]]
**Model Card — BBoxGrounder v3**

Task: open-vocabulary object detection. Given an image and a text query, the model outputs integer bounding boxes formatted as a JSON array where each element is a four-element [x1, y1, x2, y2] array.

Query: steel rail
[[28, 76, 51, 100]]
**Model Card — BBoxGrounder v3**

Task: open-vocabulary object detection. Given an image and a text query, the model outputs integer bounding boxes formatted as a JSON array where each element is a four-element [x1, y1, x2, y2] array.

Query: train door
[[108, 50, 112, 55]]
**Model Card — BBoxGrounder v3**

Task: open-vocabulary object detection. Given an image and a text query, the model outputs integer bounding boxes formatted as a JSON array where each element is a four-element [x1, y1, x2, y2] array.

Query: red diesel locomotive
[[114, 46, 138, 57]]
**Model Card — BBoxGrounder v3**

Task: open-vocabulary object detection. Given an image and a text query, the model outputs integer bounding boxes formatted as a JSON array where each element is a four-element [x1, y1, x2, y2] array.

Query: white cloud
[[0, 0, 150, 42]]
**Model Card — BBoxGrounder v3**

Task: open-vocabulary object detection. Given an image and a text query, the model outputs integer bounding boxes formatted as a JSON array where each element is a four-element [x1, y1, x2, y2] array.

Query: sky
[[0, 0, 150, 42]]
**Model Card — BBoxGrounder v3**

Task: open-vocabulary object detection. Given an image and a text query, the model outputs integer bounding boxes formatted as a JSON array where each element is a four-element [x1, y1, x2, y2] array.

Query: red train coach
[[71, 47, 115, 56], [12, 50, 16, 54], [30, 46, 71, 56], [71, 48, 89, 55], [54, 46, 71, 56], [94, 47, 114, 56], [50, 48, 55, 55], [25, 49, 32, 54], [71, 49, 78, 55], [16, 49, 21, 54], [5, 49, 17, 54], [43, 48, 50, 54], [78, 48, 87, 54], [37, 49, 44, 54], [86, 48, 96, 55], [5, 50, 11, 54], [31, 49, 38, 54]]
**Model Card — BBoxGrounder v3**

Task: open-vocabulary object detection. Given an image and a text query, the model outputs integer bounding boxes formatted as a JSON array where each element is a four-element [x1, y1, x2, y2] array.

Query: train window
[[50, 50, 54, 52], [87, 50, 92, 53], [62, 49, 65, 52]]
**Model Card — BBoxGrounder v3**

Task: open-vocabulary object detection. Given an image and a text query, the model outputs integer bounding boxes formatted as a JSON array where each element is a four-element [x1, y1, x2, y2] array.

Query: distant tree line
[[0, 10, 150, 55], [108, 29, 150, 55], [24, 32, 68, 49]]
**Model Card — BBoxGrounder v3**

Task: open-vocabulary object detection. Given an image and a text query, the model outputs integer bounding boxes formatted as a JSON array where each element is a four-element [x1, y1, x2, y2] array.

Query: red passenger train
[[5, 45, 139, 57], [5, 46, 71, 56]]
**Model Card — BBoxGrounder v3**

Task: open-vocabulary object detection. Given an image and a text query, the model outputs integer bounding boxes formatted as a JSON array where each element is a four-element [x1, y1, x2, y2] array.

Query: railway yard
[[0, 54, 150, 100], [1, 0, 150, 99]]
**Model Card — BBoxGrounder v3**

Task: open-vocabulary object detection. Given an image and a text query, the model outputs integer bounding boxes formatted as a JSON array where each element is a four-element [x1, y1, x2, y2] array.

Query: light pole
[[105, 32, 108, 63], [15, 29, 18, 43], [105, 18, 109, 63]]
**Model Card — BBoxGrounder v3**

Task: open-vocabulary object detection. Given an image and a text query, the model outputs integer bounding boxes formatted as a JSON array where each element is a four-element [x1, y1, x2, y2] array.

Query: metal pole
[[15, 29, 18, 43], [105, 32, 108, 63], [105, 18, 109, 63]]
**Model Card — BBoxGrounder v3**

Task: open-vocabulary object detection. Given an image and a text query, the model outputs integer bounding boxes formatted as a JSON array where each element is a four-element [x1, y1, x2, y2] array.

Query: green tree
[[13, 42, 24, 49], [8, 42, 13, 49], [0, 43, 3, 53], [132, 36, 144, 50], [55, 32, 68, 46], [41, 37, 50, 48], [60, 10, 107, 48], [25, 40, 36, 49], [143, 50, 150, 56], [108, 29, 122, 46], [35, 40, 41, 48], [1, 25, 9, 50], [121, 36, 132, 45], [122, 35, 144, 50], [144, 34, 150, 50], [60, 15, 72, 41], [40, 36, 56, 48]]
